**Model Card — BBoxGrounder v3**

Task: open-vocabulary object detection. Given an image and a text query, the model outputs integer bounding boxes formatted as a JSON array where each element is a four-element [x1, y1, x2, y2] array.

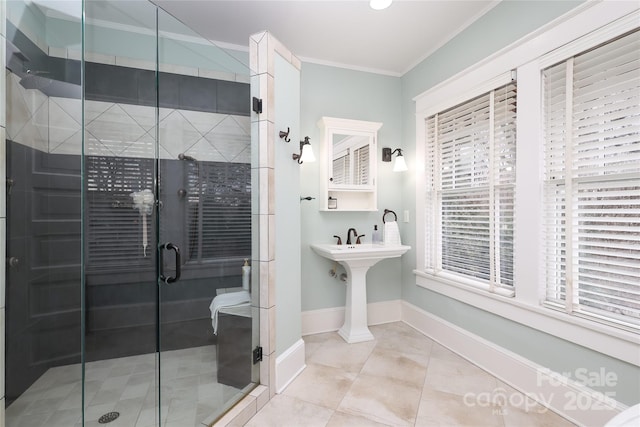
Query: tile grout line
[[412, 339, 434, 426]]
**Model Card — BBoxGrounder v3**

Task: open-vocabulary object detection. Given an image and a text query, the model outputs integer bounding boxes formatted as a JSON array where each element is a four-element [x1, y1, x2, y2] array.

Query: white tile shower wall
[[6, 71, 48, 152], [250, 30, 276, 405], [46, 46, 248, 85], [48, 97, 82, 153], [4, 70, 250, 163], [216, 30, 301, 427]]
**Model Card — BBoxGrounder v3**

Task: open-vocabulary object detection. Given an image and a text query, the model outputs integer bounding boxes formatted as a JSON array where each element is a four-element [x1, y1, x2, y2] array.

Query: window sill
[[414, 270, 640, 366]]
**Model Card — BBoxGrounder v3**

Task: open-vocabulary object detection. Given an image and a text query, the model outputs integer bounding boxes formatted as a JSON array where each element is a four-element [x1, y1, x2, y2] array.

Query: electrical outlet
[[403, 210, 409, 223]]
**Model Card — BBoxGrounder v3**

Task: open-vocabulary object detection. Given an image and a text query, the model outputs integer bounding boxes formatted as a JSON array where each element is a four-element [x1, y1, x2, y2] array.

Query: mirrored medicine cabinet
[[318, 117, 382, 211]]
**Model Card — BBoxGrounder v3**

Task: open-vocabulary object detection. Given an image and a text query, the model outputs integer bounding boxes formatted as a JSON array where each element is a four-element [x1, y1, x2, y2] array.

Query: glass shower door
[[4, 1, 83, 425], [84, 2, 258, 424], [82, 1, 160, 426], [156, 8, 258, 426]]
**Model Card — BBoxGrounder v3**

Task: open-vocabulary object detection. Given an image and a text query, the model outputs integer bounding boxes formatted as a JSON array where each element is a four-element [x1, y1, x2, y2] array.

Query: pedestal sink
[[310, 243, 411, 343]]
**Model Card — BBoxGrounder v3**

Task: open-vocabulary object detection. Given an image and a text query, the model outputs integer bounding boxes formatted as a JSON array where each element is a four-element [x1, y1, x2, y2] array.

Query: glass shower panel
[[4, 0, 83, 425], [156, 8, 257, 425], [5, 1, 256, 425], [83, 1, 159, 426]]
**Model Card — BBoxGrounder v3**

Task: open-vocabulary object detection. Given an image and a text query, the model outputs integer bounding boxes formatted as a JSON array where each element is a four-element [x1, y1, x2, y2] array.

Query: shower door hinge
[[252, 346, 263, 364], [252, 97, 262, 114]]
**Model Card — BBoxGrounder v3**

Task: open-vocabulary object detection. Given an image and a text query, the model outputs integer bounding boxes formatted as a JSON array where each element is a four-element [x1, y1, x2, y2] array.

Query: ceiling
[[151, 0, 499, 76]]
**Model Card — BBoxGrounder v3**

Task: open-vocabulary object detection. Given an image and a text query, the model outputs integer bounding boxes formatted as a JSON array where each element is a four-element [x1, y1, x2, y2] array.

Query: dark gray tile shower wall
[[86, 62, 249, 115], [5, 141, 82, 402]]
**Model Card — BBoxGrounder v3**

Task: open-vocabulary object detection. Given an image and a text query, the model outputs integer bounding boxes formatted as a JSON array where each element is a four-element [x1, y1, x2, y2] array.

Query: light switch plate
[[403, 210, 409, 223]]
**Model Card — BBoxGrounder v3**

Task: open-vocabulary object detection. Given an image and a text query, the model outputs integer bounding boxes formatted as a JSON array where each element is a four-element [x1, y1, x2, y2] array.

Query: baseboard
[[401, 301, 626, 427], [301, 299, 402, 336], [275, 339, 306, 394], [301, 306, 345, 336]]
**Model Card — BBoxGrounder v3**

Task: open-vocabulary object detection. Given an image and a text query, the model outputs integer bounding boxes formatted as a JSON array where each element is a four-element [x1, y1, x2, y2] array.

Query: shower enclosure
[[4, 0, 258, 425]]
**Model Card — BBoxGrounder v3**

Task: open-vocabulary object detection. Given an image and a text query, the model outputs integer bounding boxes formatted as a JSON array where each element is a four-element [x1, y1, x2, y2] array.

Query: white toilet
[[604, 404, 640, 427]]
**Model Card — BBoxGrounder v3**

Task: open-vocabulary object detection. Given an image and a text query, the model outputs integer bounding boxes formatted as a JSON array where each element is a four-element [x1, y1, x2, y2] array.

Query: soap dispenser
[[242, 259, 251, 291], [372, 225, 382, 244]]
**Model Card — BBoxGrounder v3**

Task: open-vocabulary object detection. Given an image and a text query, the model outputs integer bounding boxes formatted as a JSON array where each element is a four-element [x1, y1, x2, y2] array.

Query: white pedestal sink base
[[338, 263, 375, 343], [338, 326, 374, 343]]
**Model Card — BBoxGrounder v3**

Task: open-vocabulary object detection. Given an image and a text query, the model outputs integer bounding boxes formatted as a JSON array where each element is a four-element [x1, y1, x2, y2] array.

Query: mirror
[[331, 134, 371, 186], [318, 117, 382, 211]]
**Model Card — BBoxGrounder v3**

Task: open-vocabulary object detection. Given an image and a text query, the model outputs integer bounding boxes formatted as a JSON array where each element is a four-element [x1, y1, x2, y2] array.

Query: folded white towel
[[209, 291, 251, 334], [384, 221, 402, 245]]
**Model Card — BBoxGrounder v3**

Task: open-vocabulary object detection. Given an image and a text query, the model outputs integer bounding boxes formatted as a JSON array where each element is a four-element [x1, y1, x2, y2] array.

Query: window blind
[[332, 152, 349, 185], [86, 157, 251, 271], [186, 161, 251, 261], [353, 144, 370, 185], [543, 29, 640, 330], [425, 82, 516, 292], [85, 156, 155, 271]]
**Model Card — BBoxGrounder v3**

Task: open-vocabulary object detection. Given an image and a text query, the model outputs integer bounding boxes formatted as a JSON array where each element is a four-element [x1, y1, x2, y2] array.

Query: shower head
[[19, 70, 53, 90], [178, 153, 197, 162]]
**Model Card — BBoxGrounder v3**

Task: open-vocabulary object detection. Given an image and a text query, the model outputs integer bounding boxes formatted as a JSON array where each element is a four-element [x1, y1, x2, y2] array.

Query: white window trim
[[414, 1, 640, 366]]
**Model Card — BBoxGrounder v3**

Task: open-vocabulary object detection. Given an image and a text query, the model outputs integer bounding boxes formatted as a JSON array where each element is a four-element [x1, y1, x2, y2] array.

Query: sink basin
[[311, 243, 410, 263], [311, 243, 410, 343]]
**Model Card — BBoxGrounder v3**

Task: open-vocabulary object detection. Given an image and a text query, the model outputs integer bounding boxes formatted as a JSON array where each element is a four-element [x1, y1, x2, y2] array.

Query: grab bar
[[159, 242, 181, 284]]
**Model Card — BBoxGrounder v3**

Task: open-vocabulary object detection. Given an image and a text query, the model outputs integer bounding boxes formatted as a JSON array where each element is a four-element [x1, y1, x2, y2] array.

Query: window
[[415, 3, 639, 361], [424, 82, 517, 295], [185, 161, 251, 262], [331, 134, 372, 187], [542, 29, 640, 330], [86, 157, 252, 272]]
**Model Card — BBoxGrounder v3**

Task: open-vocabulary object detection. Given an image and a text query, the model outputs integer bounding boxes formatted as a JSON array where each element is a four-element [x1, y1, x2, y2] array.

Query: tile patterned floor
[[5, 346, 244, 427], [247, 322, 577, 427]]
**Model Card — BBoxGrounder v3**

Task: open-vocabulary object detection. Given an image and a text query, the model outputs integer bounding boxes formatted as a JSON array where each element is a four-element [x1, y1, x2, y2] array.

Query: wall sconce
[[293, 136, 315, 164], [382, 147, 408, 172]]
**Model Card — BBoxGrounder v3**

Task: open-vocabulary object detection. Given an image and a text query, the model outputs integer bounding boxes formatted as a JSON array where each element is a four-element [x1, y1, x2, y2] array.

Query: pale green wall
[[275, 54, 302, 354], [398, 0, 639, 406], [299, 63, 403, 312], [413, 289, 640, 405]]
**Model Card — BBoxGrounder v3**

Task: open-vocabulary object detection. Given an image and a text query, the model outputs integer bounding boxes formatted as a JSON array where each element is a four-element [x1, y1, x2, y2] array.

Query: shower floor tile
[[5, 345, 245, 427]]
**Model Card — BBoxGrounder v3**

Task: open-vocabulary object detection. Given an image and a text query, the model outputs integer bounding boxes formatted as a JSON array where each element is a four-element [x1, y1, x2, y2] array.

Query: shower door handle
[[159, 242, 181, 284]]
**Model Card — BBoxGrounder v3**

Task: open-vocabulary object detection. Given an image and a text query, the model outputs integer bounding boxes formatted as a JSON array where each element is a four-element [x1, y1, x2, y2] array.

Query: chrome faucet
[[346, 228, 358, 245]]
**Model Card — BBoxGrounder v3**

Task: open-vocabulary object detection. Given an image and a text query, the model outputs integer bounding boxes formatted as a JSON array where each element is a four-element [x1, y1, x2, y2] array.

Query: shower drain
[[98, 412, 120, 424]]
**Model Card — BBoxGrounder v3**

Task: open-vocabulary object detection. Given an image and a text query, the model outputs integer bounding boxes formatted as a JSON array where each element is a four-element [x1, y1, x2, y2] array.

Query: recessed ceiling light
[[370, 0, 393, 11]]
